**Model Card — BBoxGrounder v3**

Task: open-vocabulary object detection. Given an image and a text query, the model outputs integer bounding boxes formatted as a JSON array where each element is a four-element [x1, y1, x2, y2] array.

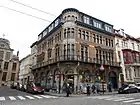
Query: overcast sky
[[0, 0, 140, 59]]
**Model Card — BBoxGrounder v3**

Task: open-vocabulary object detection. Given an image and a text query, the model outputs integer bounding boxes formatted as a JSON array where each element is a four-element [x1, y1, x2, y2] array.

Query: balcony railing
[[32, 55, 120, 70]]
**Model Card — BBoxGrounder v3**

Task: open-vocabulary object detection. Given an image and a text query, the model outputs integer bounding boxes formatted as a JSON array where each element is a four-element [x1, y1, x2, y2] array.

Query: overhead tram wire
[[8, 0, 56, 17], [0, 5, 52, 22]]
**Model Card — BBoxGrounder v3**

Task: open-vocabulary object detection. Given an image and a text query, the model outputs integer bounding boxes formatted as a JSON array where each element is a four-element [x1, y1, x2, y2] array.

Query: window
[[81, 45, 84, 60], [100, 36, 102, 44], [71, 28, 74, 38], [85, 46, 88, 61], [12, 63, 17, 71], [96, 49, 99, 60], [55, 19, 59, 27], [83, 16, 89, 24], [93, 20, 102, 29], [72, 44, 75, 59], [105, 25, 112, 33], [93, 34, 96, 43], [2, 72, 7, 81], [86, 32, 89, 41], [43, 30, 47, 37], [111, 40, 113, 47], [0, 51, 4, 60], [48, 49, 52, 58], [4, 62, 9, 70], [67, 44, 70, 59], [138, 45, 140, 51], [64, 29, 66, 38], [11, 73, 16, 81], [82, 31, 85, 40], [96, 35, 99, 43], [106, 38, 108, 46], [78, 30, 81, 38], [48, 24, 54, 32], [67, 28, 70, 38], [64, 44, 66, 58], [132, 43, 135, 50]]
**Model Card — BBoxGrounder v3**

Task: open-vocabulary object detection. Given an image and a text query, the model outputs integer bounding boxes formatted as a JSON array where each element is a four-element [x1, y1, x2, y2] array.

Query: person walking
[[86, 84, 90, 96], [108, 81, 112, 92], [91, 84, 96, 94], [65, 83, 71, 97]]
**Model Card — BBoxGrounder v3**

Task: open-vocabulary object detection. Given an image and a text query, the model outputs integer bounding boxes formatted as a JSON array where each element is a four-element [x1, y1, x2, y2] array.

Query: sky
[[0, 0, 140, 60]]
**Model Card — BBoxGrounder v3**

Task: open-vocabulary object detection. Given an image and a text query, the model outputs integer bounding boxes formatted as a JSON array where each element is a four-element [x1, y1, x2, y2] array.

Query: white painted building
[[115, 29, 140, 84], [19, 54, 33, 84]]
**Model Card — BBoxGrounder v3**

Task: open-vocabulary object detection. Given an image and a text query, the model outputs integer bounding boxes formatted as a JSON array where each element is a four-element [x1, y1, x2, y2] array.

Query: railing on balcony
[[32, 55, 120, 70]]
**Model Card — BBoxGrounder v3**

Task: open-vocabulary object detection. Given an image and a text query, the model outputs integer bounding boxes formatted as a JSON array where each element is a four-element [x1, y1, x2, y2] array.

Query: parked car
[[135, 83, 140, 92], [118, 84, 139, 94], [10, 82, 17, 89], [26, 82, 44, 94]]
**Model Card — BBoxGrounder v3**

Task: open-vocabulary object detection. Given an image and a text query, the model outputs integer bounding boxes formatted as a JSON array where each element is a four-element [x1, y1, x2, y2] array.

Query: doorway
[[109, 71, 118, 89]]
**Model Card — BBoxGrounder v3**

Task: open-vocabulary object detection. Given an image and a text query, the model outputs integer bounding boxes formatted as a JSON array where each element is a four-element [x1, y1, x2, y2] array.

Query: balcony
[[32, 55, 120, 70]]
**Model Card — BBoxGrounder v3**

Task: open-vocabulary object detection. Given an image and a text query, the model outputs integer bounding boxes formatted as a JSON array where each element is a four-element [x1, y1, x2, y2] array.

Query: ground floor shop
[[32, 62, 121, 93]]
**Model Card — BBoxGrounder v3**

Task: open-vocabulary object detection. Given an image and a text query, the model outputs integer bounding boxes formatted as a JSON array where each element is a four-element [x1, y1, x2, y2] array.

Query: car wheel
[[136, 89, 139, 93]]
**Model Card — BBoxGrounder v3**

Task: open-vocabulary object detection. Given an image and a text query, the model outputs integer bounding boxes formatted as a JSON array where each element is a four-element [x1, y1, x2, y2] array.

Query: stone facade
[[32, 8, 121, 93], [0, 38, 19, 86]]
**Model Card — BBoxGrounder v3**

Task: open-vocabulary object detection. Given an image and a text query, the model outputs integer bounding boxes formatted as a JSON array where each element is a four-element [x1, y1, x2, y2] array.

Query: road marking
[[17, 96, 26, 100], [9, 96, 16, 100], [123, 99, 140, 103], [0, 97, 5, 101], [105, 97, 121, 100], [133, 102, 140, 105], [25, 96, 35, 99], [33, 95, 43, 99], [97, 96, 111, 99], [114, 98, 134, 101], [40, 95, 57, 98]]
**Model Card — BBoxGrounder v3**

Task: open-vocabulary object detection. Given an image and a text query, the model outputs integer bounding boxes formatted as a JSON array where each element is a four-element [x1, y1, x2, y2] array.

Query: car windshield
[[121, 84, 128, 88]]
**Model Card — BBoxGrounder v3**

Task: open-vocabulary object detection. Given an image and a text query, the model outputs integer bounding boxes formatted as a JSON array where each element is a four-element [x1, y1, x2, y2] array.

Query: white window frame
[[83, 16, 89, 24]]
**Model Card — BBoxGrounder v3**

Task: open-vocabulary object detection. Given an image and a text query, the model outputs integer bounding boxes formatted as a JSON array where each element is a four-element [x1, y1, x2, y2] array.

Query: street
[[1, 87, 140, 105]]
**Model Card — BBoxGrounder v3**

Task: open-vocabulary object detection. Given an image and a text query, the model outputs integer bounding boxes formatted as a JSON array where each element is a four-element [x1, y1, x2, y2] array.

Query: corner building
[[32, 8, 121, 93]]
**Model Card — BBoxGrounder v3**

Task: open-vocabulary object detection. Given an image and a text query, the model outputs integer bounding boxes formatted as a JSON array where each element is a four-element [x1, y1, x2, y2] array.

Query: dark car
[[10, 82, 17, 89], [118, 84, 139, 94], [26, 82, 44, 94]]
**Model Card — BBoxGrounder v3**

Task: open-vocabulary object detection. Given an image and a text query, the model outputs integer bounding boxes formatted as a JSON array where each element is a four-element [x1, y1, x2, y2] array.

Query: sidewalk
[[44, 91, 118, 97]]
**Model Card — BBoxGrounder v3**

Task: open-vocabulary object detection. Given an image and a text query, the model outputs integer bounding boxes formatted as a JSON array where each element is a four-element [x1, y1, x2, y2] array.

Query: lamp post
[[100, 64, 105, 94]]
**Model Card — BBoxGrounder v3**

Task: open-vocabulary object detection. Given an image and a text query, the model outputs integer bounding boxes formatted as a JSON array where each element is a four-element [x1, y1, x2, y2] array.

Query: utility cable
[[0, 5, 52, 22], [8, 0, 56, 17]]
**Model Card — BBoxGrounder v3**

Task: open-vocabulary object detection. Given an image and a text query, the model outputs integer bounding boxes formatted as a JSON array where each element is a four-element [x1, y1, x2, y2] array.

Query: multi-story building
[[115, 29, 140, 83], [0, 38, 19, 86], [31, 8, 121, 93], [19, 54, 33, 85]]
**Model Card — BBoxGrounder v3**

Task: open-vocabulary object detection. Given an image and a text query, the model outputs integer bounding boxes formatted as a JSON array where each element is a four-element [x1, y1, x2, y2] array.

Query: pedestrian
[[86, 84, 90, 96], [91, 84, 96, 94], [108, 81, 112, 92], [65, 83, 71, 97]]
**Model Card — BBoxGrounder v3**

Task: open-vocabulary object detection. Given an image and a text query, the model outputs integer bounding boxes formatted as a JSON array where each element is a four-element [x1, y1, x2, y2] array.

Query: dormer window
[[105, 24, 112, 33], [83, 16, 89, 24], [93, 20, 102, 29], [55, 19, 59, 27]]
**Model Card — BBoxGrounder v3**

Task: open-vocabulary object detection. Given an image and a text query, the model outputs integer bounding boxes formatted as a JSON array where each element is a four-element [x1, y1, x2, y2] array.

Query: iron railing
[[32, 55, 120, 70]]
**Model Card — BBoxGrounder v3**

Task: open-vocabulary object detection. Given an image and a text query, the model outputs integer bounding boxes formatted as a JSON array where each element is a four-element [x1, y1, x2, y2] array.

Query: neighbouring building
[[0, 38, 19, 86], [31, 8, 121, 93], [115, 29, 140, 84], [19, 54, 33, 85]]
